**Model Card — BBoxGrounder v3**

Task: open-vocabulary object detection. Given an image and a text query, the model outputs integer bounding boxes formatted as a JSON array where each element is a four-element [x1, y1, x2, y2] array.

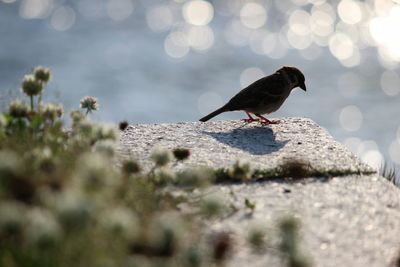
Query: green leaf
[[245, 198, 256, 211], [30, 114, 44, 130]]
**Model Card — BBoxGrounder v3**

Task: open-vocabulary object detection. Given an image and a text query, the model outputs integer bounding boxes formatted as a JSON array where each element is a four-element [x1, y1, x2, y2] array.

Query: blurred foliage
[[380, 162, 398, 186], [278, 216, 312, 267], [0, 67, 315, 267], [0, 67, 229, 267]]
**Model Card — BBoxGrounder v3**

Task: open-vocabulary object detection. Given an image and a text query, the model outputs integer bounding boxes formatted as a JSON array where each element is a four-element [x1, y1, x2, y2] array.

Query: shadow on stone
[[203, 126, 288, 155]]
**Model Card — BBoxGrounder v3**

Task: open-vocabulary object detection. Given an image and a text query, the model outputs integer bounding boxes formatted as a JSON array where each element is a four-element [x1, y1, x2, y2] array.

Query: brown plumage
[[199, 66, 306, 124]]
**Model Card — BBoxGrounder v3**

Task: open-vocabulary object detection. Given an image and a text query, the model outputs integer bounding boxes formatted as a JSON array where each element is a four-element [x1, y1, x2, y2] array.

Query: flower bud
[[22, 74, 43, 96], [173, 148, 190, 161], [122, 160, 141, 175], [119, 120, 129, 131], [33, 66, 51, 83], [8, 99, 29, 118]]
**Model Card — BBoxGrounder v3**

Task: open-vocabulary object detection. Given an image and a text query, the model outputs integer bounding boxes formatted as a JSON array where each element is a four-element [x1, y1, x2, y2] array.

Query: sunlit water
[[0, 0, 399, 170]]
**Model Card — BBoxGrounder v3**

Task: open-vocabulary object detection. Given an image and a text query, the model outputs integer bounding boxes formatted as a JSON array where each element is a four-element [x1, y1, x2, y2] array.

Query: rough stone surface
[[118, 118, 372, 174], [118, 118, 399, 267], [206, 175, 400, 267]]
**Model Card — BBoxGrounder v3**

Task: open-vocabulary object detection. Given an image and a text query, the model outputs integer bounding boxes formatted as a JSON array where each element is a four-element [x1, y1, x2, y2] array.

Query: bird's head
[[281, 66, 306, 91]]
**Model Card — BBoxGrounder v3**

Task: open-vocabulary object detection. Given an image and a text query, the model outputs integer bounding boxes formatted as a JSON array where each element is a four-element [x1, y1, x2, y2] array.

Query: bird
[[199, 66, 306, 124]]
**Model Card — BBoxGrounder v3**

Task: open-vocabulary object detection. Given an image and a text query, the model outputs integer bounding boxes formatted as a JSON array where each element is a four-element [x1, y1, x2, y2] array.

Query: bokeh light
[[289, 10, 311, 36], [240, 3, 267, 29], [2, 0, 400, 171], [262, 33, 288, 59], [337, 0, 363, 25], [329, 32, 355, 61], [343, 137, 362, 154], [369, 5, 400, 62], [19, 0, 53, 19], [287, 29, 313, 50], [357, 140, 379, 157], [361, 150, 383, 170], [310, 9, 334, 37], [50, 6, 75, 31], [339, 105, 363, 132], [183, 0, 214, 26], [380, 70, 400, 96], [357, 140, 383, 170], [146, 5, 173, 32], [187, 26, 214, 51], [164, 31, 189, 58]]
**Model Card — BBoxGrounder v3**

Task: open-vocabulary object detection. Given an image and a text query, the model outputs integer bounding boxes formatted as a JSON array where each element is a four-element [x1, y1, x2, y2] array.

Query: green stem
[[85, 109, 90, 116], [30, 96, 34, 111], [38, 93, 42, 106]]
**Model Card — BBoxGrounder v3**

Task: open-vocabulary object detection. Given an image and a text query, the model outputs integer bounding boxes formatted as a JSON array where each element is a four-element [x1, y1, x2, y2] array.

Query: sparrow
[[199, 66, 306, 124]]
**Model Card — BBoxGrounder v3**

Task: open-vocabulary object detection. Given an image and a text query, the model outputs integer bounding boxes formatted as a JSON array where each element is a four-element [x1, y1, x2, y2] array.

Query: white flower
[[26, 208, 62, 248], [101, 207, 138, 238], [150, 146, 172, 167], [76, 153, 115, 191], [54, 190, 92, 231], [80, 96, 99, 113]]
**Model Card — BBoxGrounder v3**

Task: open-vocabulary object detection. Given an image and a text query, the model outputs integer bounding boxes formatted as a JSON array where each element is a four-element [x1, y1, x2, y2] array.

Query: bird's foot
[[258, 117, 280, 125], [242, 112, 259, 123], [242, 118, 259, 123]]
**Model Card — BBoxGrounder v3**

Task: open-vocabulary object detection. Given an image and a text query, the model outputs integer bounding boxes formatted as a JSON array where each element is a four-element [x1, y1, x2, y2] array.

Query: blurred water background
[[0, 0, 399, 170]]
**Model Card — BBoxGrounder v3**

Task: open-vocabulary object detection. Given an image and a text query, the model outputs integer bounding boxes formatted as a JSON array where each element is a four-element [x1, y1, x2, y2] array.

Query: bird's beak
[[299, 82, 306, 91]]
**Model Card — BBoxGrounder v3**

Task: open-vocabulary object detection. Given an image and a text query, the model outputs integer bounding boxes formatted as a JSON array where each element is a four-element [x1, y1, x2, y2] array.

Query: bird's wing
[[226, 74, 286, 111]]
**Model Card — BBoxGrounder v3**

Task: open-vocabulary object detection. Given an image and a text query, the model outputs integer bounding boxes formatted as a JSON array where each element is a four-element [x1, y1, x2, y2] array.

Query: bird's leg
[[256, 115, 280, 125], [242, 112, 259, 123]]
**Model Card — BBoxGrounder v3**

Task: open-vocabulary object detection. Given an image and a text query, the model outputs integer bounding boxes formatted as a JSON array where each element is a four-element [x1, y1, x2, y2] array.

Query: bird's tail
[[199, 106, 229, 122]]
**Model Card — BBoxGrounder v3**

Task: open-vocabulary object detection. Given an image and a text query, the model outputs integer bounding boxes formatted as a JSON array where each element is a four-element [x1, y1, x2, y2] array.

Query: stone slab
[[118, 118, 372, 175], [206, 174, 400, 267], [117, 118, 400, 267]]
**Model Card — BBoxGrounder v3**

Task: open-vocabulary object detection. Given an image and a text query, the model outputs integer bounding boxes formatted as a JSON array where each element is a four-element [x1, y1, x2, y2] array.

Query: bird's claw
[[260, 119, 280, 125]]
